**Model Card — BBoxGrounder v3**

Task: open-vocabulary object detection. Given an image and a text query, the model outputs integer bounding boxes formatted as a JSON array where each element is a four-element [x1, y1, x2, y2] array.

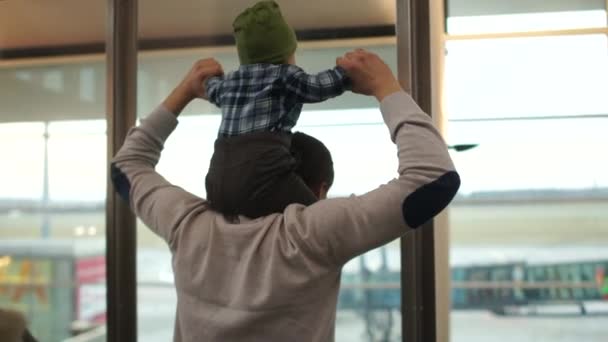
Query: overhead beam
[[1, 25, 395, 60]]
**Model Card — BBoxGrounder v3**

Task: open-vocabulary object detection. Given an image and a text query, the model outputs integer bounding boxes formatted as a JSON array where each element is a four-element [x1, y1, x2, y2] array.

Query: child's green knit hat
[[233, 1, 297, 65]]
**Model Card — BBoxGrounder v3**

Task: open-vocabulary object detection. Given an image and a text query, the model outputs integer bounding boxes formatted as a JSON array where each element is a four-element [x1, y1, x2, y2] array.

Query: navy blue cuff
[[334, 66, 353, 91], [402, 171, 461, 228], [110, 163, 132, 204]]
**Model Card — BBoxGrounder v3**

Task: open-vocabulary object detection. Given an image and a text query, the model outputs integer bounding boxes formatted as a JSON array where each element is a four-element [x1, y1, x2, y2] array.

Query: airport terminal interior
[[1, 0, 607, 341]]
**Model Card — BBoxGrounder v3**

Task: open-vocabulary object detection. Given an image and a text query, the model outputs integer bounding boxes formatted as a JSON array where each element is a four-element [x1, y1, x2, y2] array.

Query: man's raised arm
[[290, 50, 460, 266], [110, 59, 223, 246]]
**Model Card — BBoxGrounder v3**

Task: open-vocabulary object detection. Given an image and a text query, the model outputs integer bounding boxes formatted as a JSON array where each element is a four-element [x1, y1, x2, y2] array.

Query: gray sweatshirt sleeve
[[288, 91, 460, 266], [110, 106, 209, 247]]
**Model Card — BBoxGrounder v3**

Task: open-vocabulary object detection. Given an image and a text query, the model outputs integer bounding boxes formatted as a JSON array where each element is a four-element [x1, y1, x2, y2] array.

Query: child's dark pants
[[205, 131, 317, 218]]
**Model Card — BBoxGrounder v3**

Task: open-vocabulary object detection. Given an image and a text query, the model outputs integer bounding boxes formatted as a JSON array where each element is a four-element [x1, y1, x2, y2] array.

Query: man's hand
[[163, 58, 224, 116], [337, 49, 403, 102]]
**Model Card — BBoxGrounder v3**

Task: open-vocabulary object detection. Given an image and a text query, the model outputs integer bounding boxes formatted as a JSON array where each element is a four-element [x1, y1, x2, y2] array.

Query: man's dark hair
[[291, 132, 334, 190]]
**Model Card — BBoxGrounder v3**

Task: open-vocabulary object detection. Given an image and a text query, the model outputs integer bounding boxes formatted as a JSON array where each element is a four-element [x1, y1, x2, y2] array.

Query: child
[[204, 0, 350, 219]]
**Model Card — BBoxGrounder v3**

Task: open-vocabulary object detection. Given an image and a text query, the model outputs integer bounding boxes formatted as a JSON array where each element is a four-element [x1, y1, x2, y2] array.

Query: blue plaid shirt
[[205, 64, 350, 137]]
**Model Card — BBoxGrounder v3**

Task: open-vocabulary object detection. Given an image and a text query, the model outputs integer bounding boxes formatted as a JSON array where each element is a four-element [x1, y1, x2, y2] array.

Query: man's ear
[[314, 182, 330, 200]]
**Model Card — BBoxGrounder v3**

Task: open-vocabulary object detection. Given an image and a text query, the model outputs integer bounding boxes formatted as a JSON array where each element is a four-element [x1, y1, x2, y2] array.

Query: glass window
[[446, 31, 608, 342], [0, 123, 45, 199], [446, 0, 607, 34], [1, 58, 106, 342], [47, 120, 106, 202], [445, 34, 608, 120], [449, 118, 608, 193]]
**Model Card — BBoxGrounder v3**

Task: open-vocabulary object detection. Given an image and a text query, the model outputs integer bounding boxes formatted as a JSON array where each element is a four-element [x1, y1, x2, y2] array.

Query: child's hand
[[184, 58, 224, 100], [163, 58, 224, 115]]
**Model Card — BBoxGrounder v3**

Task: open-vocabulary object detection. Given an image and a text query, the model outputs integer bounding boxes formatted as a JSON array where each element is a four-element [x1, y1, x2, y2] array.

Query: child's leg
[[205, 138, 254, 217], [205, 131, 306, 218], [205, 163, 235, 216]]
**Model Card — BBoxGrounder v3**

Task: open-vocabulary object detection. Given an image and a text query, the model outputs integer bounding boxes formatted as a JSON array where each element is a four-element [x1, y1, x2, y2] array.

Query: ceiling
[[0, 0, 396, 50], [1, 0, 604, 51]]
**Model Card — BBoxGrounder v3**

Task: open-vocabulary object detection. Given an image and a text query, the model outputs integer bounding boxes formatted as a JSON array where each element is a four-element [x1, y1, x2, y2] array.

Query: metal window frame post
[[106, 0, 138, 341], [397, 0, 438, 341]]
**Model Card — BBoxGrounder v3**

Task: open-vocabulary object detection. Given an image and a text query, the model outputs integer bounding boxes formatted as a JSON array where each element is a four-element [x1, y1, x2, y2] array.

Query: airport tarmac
[[135, 246, 608, 342]]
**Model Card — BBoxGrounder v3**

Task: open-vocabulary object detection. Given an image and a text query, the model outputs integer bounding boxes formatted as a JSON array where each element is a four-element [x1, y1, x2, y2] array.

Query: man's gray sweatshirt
[[111, 91, 460, 341]]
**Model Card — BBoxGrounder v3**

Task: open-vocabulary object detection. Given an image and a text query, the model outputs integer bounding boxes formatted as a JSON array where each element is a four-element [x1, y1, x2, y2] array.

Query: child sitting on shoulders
[[204, 0, 351, 218]]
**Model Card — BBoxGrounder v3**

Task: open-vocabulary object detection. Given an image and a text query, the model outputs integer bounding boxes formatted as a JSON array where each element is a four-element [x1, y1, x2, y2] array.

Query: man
[[111, 49, 460, 341]]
